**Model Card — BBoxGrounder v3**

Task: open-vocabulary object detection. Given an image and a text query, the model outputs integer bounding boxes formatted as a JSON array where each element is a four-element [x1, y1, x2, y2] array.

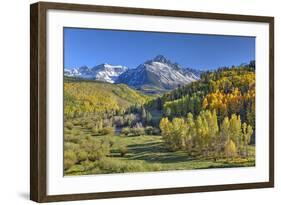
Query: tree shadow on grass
[[126, 142, 194, 163]]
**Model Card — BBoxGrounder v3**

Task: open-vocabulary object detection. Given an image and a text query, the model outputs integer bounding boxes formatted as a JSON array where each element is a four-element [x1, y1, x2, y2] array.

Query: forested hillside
[[64, 79, 151, 118], [156, 65, 255, 130], [63, 63, 256, 175], [152, 64, 255, 158]]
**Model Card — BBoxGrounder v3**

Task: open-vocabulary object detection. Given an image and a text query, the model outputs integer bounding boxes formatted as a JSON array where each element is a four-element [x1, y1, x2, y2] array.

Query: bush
[[65, 164, 85, 174], [103, 119, 113, 127], [64, 150, 77, 170], [131, 123, 145, 136], [152, 127, 161, 135], [113, 116, 124, 127], [102, 126, 115, 135], [121, 127, 130, 135], [91, 127, 100, 136], [80, 160, 98, 172], [145, 126, 154, 135], [73, 119, 82, 126], [65, 121, 73, 130], [64, 142, 79, 152], [88, 140, 110, 161], [65, 134, 80, 144], [121, 127, 130, 136], [97, 158, 144, 173], [145, 126, 160, 135], [108, 137, 115, 147], [119, 146, 128, 157], [97, 158, 124, 173], [96, 158, 164, 173], [77, 150, 88, 162]]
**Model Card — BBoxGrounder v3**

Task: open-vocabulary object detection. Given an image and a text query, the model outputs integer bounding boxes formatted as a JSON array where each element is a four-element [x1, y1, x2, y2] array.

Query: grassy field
[[65, 125, 255, 176]]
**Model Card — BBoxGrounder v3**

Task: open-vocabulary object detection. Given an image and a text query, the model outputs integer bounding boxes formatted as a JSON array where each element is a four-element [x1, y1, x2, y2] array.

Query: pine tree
[[146, 111, 152, 125], [141, 107, 147, 125]]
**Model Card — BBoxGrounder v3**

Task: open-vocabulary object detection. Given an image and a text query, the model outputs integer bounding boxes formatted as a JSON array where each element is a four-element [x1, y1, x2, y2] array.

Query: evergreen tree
[[146, 111, 152, 125], [141, 107, 147, 124]]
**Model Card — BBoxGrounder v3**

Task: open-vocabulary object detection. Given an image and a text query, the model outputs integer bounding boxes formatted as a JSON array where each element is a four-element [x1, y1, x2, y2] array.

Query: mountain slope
[[116, 55, 200, 93], [64, 79, 151, 117], [145, 64, 255, 127], [64, 55, 202, 94], [64, 64, 128, 83]]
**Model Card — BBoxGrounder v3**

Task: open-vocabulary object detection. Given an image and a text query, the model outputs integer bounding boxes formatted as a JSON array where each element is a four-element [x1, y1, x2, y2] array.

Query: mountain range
[[64, 63, 128, 83], [64, 55, 202, 94]]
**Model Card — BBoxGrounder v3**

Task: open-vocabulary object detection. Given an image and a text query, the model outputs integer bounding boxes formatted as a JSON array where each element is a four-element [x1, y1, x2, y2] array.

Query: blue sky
[[64, 27, 255, 70]]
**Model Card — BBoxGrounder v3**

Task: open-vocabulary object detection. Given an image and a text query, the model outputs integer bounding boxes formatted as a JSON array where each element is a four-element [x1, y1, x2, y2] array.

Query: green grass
[[108, 135, 254, 170], [65, 125, 255, 175]]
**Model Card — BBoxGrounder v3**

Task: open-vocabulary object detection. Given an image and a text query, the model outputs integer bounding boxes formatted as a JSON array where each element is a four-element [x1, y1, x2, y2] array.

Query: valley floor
[[65, 134, 255, 176]]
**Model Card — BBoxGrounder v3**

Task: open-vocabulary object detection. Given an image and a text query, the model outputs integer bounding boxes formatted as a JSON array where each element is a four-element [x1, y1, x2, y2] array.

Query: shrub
[[72, 129, 81, 136], [131, 123, 145, 136], [77, 150, 88, 162], [113, 116, 124, 127], [119, 146, 128, 157], [108, 137, 115, 147], [123, 161, 144, 172], [65, 164, 85, 174], [64, 129, 72, 135], [97, 158, 124, 173], [96, 158, 144, 173], [91, 127, 100, 136], [65, 121, 73, 130], [73, 119, 82, 126], [121, 127, 130, 136], [80, 160, 98, 172], [64, 150, 77, 170], [64, 142, 79, 152], [103, 119, 113, 127], [87, 140, 110, 161], [65, 134, 80, 144], [152, 127, 161, 135], [102, 126, 115, 135], [145, 126, 154, 135]]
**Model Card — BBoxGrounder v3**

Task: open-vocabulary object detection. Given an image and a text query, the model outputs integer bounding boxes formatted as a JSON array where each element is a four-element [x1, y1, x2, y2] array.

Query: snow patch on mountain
[[64, 64, 128, 83], [64, 55, 202, 89], [116, 55, 201, 89]]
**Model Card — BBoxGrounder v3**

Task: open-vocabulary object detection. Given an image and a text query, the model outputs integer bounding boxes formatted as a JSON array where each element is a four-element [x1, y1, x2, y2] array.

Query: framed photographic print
[[30, 1, 274, 202]]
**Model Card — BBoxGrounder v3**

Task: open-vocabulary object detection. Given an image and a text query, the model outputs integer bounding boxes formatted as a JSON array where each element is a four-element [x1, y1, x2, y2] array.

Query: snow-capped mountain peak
[[93, 64, 128, 83], [64, 55, 202, 93], [151, 55, 171, 64], [116, 55, 201, 90], [64, 64, 128, 83]]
